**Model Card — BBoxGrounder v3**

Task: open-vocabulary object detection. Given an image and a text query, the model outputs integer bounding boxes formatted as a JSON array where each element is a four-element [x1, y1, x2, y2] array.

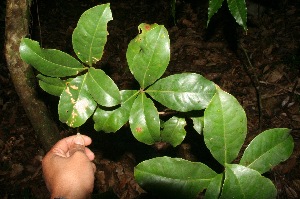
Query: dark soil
[[1, 0, 300, 198]]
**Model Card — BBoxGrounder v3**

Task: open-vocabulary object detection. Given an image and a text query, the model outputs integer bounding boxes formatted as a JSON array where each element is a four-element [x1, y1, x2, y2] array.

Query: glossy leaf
[[240, 128, 294, 174], [126, 23, 170, 88], [147, 73, 216, 112], [220, 164, 277, 199], [227, 0, 247, 30], [93, 90, 138, 133], [72, 4, 112, 66], [221, 164, 243, 199], [37, 74, 66, 96], [86, 67, 121, 107], [205, 174, 223, 199], [191, 116, 204, 134], [207, 0, 224, 26], [135, 157, 217, 199], [129, 93, 160, 145], [160, 116, 186, 147], [203, 87, 247, 165], [58, 74, 96, 127], [19, 38, 86, 77]]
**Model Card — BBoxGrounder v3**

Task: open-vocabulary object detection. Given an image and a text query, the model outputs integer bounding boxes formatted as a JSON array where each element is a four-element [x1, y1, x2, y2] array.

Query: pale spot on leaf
[[65, 86, 72, 96], [70, 85, 78, 90], [70, 98, 76, 104], [75, 98, 90, 116]]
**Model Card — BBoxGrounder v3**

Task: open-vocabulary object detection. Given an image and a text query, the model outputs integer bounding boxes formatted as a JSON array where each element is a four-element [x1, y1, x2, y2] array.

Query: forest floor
[[1, 0, 300, 198]]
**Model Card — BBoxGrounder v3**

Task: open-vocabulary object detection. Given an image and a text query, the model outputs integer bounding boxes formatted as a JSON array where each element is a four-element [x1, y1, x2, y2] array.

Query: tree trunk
[[5, 0, 60, 151]]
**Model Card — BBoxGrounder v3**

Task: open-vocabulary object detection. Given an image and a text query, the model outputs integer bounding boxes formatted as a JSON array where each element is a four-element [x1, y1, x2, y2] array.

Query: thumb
[[69, 133, 86, 156]]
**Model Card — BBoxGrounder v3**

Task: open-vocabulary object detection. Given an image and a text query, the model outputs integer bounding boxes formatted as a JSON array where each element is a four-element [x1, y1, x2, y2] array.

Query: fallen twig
[[239, 44, 263, 132]]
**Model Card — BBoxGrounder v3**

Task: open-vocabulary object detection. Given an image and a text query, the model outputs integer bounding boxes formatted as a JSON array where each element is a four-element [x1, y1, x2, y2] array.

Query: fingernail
[[73, 133, 85, 145], [69, 133, 86, 156]]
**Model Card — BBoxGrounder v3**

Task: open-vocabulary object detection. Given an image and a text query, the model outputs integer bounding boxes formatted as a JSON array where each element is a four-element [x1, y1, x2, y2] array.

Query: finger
[[65, 134, 92, 147], [68, 133, 90, 157], [51, 146, 69, 158], [69, 136, 95, 160], [51, 134, 92, 156], [91, 162, 96, 173], [69, 143, 86, 156], [69, 134, 86, 156], [84, 147, 95, 161]]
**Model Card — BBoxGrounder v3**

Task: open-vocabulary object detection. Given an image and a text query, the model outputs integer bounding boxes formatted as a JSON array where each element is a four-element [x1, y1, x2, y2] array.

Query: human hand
[[42, 134, 96, 199]]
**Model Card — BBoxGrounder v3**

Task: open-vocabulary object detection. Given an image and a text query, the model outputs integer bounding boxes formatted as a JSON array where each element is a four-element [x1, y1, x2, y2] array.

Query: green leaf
[[207, 0, 224, 26], [227, 0, 247, 30], [221, 164, 277, 199], [239, 128, 294, 174], [72, 4, 113, 66], [135, 157, 218, 199], [86, 67, 121, 107], [160, 116, 186, 147], [203, 87, 247, 165], [147, 73, 216, 112], [191, 116, 204, 134], [126, 23, 170, 88], [221, 164, 243, 199], [93, 90, 138, 133], [205, 174, 223, 199], [129, 93, 160, 145], [37, 74, 66, 96], [58, 74, 97, 127], [19, 38, 86, 77]]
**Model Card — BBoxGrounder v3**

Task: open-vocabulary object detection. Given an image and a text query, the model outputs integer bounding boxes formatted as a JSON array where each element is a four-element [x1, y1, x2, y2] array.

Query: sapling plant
[[207, 0, 247, 30], [171, 0, 248, 30], [20, 3, 216, 146], [19, 3, 294, 199]]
